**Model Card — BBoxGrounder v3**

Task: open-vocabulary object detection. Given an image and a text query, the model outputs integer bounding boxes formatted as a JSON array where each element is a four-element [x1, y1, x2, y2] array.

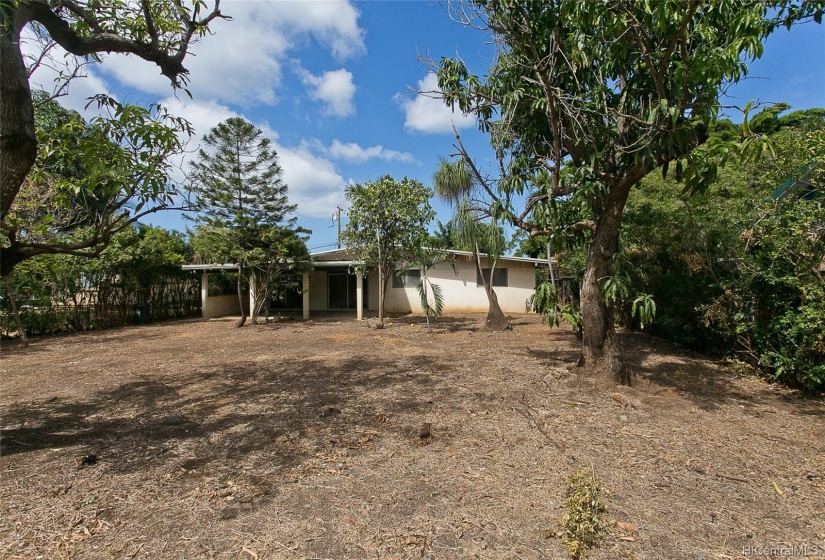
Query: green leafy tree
[[429, 220, 459, 250], [1, 0, 226, 277], [245, 226, 311, 323], [621, 106, 825, 392], [1, 225, 196, 339], [341, 175, 435, 326], [4, 95, 194, 275], [435, 0, 822, 381], [191, 223, 310, 324], [3, 91, 193, 344], [188, 117, 306, 327]]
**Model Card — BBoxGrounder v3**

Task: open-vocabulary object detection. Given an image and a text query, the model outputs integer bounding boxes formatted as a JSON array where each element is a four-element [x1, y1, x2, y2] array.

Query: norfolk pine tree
[[188, 117, 305, 327]]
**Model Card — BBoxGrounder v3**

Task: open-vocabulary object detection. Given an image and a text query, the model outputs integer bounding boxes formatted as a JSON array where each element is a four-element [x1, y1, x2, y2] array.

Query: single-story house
[[183, 248, 552, 320]]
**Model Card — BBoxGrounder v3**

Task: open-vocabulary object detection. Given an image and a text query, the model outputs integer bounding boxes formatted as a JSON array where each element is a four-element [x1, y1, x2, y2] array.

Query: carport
[[181, 263, 243, 319], [182, 253, 367, 321]]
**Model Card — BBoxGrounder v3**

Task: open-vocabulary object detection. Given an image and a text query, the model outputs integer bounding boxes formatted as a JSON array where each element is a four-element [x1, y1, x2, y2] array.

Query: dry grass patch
[[1, 313, 823, 559]]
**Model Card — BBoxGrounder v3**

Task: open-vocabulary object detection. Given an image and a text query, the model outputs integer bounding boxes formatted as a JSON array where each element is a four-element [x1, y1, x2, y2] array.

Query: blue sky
[[25, 1, 825, 253]]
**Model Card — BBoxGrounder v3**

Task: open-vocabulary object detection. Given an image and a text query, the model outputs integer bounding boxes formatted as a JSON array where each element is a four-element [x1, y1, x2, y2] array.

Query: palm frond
[[433, 157, 476, 206], [418, 278, 444, 322]]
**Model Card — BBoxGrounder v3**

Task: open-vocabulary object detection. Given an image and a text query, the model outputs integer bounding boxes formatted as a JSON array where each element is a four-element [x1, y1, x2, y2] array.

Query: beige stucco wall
[[309, 270, 328, 311], [383, 257, 537, 314], [203, 294, 241, 319], [367, 270, 379, 311], [304, 256, 538, 315]]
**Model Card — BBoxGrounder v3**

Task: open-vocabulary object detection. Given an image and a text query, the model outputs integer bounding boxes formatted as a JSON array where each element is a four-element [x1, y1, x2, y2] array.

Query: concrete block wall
[[203, 294, 242, 319]]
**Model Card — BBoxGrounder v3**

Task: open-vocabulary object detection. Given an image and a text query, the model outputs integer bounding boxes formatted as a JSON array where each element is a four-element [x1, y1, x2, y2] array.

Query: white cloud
[[299, 68, 356, 117], [149, 97, 242, 186], [160, 97, 242, 140], [95, 1, 365, 107], [396, 73, 476, 134], [22, 4, 357, 220], [277, 144, 347, 217], [275, 0, 365, 60], [328, 140, 415, 163]]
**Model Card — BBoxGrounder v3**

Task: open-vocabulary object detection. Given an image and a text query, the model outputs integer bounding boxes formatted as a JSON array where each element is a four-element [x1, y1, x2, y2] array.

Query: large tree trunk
[[378, 270, 384, 325], [484, 286, 510, 330], [474, 244, 509, 330], [579, 181, 633, 384], [0, 18, 38, 224], [1, 244, 25, 278], [377, 269, 390, 327], [235, 261, 247, 328], [4, 274, 28, 348]]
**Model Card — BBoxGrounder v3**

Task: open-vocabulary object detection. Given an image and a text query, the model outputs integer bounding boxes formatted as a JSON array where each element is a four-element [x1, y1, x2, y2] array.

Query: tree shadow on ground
[[0, 352, 450, 481], [389, 314, 481, 332], [619, 331, 824, 415], [525, 348, 581, 370], [0, 317, 219, 357], [0, 339, 58, 357]]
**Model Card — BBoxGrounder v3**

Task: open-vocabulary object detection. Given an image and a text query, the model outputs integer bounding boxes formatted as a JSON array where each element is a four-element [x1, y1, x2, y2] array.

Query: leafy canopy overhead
[[436, 0, 824, 234], [433, 0, 822, 374], [2, 93, 193, 275], [1, 0, 227, 276]]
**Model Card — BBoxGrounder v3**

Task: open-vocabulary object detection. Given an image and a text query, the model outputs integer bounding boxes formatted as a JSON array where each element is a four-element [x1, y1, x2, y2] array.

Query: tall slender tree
[[188, 117, 302, 327], [433, 157, 509, 330], [341, 175, 434, 326]]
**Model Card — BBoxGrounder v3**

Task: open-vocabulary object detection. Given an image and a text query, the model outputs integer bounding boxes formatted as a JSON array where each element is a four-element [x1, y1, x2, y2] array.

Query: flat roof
[[182, 264, 239, 272], [182, 248, 554, 272], [310, 247, 553, 265], [432, 248, 553, 265]]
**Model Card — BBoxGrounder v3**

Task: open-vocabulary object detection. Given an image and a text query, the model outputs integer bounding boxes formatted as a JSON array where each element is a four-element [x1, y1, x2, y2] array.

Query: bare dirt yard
[[1, 313, 823, 560]]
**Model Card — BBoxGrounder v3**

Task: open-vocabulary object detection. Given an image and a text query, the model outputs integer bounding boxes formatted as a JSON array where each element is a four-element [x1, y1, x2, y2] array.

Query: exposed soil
[[1, 313, 823, 560]]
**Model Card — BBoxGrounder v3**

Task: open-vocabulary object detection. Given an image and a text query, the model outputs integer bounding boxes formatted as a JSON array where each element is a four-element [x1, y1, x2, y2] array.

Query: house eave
[[182, 264, 239, 272]]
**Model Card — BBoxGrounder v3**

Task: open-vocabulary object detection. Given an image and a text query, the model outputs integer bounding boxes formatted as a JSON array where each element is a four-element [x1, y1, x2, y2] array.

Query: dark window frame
[[392, 269, 421, 288], [477, 267, 508, 287]]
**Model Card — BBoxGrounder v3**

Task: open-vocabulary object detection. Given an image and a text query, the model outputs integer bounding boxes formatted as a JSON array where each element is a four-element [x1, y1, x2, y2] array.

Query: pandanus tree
[[433, 157, 509, 330]]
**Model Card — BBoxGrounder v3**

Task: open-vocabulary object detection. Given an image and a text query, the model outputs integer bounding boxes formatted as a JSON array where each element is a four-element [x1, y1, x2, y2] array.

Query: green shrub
[[560, 469, 608, 560]]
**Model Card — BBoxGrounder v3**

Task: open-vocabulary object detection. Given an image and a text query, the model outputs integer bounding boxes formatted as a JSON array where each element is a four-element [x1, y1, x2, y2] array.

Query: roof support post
[[302, 272, 310, 320], [201, 272, 209, 320], [356, 271, 363, 321]]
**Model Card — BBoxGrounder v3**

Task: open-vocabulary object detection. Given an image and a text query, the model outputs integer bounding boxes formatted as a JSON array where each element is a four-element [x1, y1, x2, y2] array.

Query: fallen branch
[[514, 398, 565, 449]]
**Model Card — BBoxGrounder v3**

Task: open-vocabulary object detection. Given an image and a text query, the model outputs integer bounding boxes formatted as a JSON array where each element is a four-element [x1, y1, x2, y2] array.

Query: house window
[[392, 269, 421, 288], [477, 268, 508, 287]]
